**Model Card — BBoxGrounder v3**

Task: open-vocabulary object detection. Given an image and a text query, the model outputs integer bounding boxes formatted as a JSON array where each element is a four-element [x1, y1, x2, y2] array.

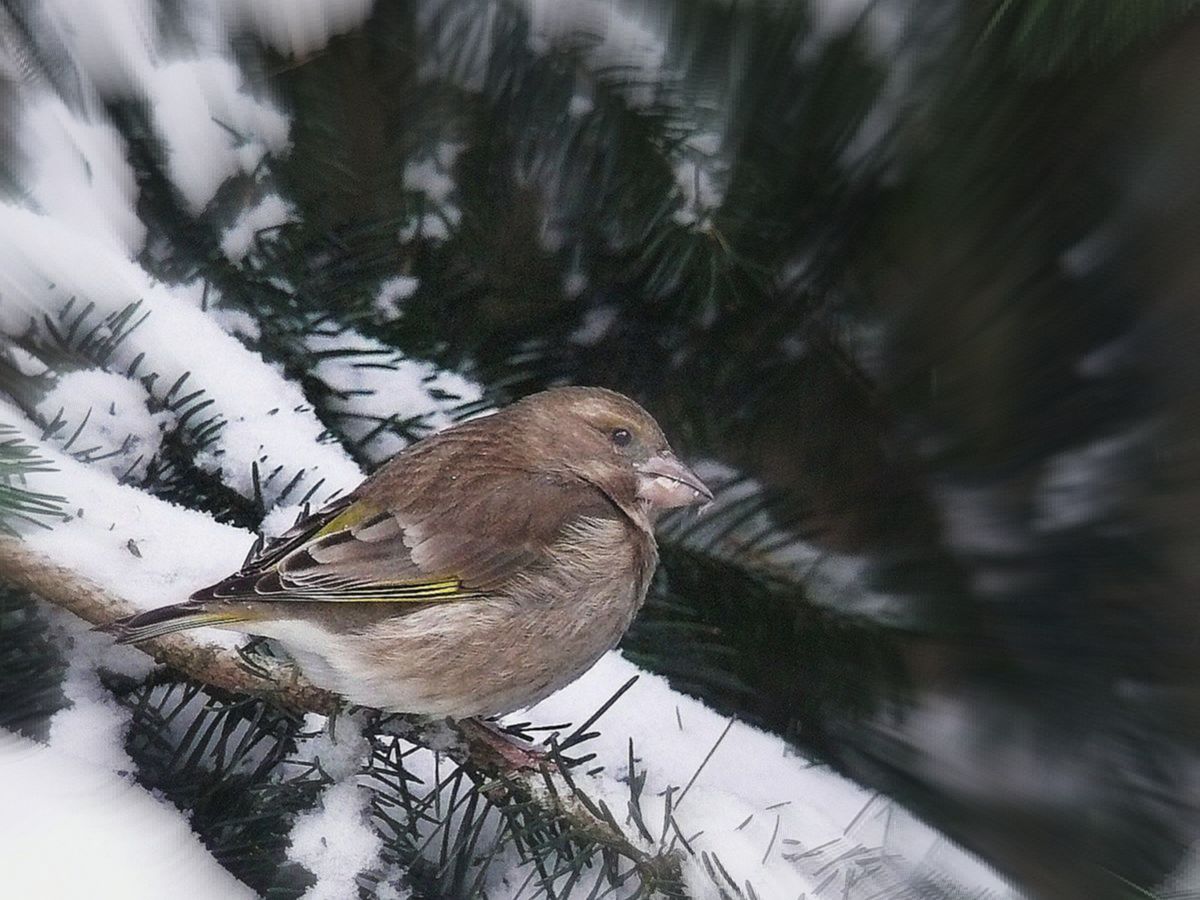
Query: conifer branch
[[0, 534, 687, 894]]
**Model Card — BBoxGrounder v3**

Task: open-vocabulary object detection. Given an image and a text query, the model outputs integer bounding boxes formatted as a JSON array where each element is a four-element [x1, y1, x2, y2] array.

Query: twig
[[0, 534, 687, 892]]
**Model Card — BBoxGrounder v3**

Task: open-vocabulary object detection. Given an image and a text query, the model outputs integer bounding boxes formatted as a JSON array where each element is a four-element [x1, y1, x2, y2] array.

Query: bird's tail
[[103, 603, 253, 644]]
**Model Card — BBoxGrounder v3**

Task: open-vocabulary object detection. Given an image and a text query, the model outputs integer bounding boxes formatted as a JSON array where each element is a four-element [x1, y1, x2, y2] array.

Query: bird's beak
[[635, 452, 713, 510]]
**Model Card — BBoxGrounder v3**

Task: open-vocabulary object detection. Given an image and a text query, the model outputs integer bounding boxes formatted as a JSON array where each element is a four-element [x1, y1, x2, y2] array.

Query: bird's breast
[[281, 515, 658, 718], [517, 514, 657, 620]]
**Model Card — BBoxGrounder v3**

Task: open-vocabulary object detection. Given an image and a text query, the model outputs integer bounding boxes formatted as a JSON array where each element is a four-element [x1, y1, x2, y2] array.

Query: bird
[[108, 386, 711, 726]]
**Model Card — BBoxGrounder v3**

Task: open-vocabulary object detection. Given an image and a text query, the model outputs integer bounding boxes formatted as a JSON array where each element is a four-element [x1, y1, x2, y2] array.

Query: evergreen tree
[[1, 1, 1198, 897]]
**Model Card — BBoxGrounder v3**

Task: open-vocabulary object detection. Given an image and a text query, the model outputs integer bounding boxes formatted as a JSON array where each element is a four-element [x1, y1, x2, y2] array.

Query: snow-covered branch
[[0, 532, 686, 889], [0, 534, 339, 713]]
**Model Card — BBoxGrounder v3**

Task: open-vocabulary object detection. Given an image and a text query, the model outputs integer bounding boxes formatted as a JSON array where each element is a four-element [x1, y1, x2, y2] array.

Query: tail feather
[[103, 603, 253, 644]]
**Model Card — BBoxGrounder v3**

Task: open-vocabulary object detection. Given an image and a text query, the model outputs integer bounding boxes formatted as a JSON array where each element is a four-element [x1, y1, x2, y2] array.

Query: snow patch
[[19, 97, 144, 254], [570, 305, 617, 345], [145, 57, 290, 214], [0, 204, 360, 509], [1, 398, 266, 630], [373, 275, 420, 319], [288, 781, 383, 900], [37, 369, 171, 482], [38, 0, 159, 95], [522, 0, 668, 108], [671, 130, 727, 227], [0, 731, 255, 900], [306, 328, 482, 463], [212, 0, 377, 58], [220, 193, 299, 262], [32, 1, 291, 214], [514, 653, 1017, 898], [1035, 428, 1148, 532]]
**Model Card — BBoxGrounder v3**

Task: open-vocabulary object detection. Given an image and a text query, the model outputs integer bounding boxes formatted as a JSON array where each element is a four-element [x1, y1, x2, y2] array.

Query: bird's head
[[503, 386, 712, 527]]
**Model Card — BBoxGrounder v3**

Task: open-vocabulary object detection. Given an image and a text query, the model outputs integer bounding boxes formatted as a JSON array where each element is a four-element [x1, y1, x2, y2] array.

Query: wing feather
[[191, 458, 621, 608]]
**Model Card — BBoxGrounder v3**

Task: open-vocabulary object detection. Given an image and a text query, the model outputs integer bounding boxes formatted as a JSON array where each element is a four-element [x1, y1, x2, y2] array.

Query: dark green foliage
[[0, 425, 64, 535], [0, 588, 68, 740], [107, 674, 326, 898], [3, 0, 1199, 896], [363, 713, 689, 899], [980, 0, 1200, 76], [627, 544, 909, 752]]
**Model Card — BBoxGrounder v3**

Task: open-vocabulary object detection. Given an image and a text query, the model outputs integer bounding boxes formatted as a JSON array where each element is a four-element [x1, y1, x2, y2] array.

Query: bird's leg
[[456, 717, 554, 772]]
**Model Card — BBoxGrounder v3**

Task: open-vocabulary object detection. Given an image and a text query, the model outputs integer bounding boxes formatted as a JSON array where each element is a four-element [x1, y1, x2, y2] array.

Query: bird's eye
[[611, 428, 632, 448]]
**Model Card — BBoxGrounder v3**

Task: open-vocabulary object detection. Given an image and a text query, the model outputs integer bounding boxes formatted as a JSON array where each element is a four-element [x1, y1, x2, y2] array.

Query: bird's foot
[[457, 717, 554, 773]]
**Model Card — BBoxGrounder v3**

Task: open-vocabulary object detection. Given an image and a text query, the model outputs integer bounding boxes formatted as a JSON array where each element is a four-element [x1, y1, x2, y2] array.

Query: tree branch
[[0, 534, 685, 892]]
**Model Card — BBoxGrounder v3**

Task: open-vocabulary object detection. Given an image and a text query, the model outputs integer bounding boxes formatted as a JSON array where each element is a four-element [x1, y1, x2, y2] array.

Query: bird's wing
[[192, 467, 620, 605]]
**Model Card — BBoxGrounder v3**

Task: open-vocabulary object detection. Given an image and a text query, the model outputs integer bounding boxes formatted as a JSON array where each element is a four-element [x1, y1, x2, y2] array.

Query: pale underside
[[220, 516, 656, 717]]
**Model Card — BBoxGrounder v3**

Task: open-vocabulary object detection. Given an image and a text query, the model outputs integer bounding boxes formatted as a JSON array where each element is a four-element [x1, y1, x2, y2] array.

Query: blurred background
[[2, 1, 1199, 897]]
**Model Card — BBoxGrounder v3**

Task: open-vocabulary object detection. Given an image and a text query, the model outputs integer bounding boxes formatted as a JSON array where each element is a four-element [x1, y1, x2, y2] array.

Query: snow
[[374, 275, 420, 319], [289, 780, 383, 900], [48, 650, 138, 774], [522, 0, 668, 108], [562, 267, 588, 298], [400, 143, 464, 245], [1035, 428, 1148, 532], [567, 93, 594, 117], [0, 204, 360, 509], [174, 278, 263, 341], [37, 0, 159, 96], [146, 58, 290, 214], [570, 305, 618, 345], [33, 0, 291, 215], [806, 0, 908, 54], [1, 344, 50, 378], [671, 131, 727, 227], [220, 192, 299, 262], [663, 461, 902, 623], [306, 328, 483, 463], [515, 654, 1017, 899], [36, 369, 171, 482], [18, 97, 145, 254], [399, 212, 452, 244], [212, 0, 377, 58], [808, 0, 875, 38], [403, 145, 462, 206], [0, 731, 256, 900], [1, 397, 254, 632]]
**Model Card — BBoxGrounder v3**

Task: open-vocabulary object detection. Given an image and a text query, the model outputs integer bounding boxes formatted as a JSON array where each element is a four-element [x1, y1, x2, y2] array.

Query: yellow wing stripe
[[320, 579, 465, 602], [379, 580, 462, 599], [314, 501, 380, 538]]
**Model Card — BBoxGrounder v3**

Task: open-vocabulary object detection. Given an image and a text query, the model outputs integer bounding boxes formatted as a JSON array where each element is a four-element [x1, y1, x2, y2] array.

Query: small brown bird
[[110, 387, 711, 720]]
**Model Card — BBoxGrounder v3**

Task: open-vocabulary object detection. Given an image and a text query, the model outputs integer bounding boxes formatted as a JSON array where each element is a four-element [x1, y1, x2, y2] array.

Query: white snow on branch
[[306, 329, 483, 463], [220, 192, 299, 262], [0, 204, 360, 509], [0, 398, 255, 626], [36, 369, 171, 483], [400, 142, 464, 246], [518, 654, 1017, 899], [289, 781, 384, 900], [373, 275, 420, 320], [145, 57, 290, 214], [671, 130, 727, 227], [36, 0, 159, 96], [522, 0, 668, 107], [30, 0, 290, 215], [403, 143, 463, 207], [18, 97, 145, 254], [212, 0, 377, 59], [0, 731, 256, 900]]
